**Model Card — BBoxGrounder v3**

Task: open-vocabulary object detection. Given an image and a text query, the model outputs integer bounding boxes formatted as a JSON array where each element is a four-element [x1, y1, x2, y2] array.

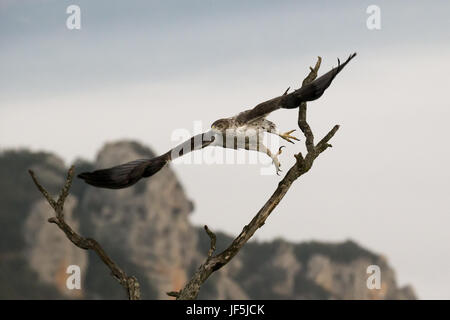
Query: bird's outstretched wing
[[78, 132, 215, 189], [236, 53, 357, 124]]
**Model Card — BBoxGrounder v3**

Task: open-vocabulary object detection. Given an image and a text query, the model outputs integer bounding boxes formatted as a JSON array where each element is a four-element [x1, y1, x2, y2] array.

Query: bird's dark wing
[[78, 132, 215, 189], [165, 131, 216, 161], [236, 53, 356, 124], [78, 158, 163, 189]]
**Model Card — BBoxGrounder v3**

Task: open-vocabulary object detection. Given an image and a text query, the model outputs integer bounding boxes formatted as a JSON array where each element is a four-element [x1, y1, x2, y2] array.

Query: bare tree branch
[[298, 56, 321, 153], [29, 166, 141, 300], [204, 225, 217, 258], [171, 56, 340, 300]]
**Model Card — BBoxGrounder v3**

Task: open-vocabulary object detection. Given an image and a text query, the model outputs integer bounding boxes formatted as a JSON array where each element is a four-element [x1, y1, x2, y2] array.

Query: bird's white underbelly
[[212, 126, 262, 149]]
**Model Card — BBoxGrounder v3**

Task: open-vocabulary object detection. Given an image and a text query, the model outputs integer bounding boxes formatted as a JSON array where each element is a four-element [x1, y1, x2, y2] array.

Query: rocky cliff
[[0, 142, 416, 299]]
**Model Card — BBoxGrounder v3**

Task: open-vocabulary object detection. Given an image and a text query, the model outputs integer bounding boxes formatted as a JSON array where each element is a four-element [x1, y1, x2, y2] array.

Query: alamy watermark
[[66, 5, 81, 30], [66, 265, 81, 290], [366, 5, 381, 30], [366, 265, 381, 290], [170, 121, 284, 176]]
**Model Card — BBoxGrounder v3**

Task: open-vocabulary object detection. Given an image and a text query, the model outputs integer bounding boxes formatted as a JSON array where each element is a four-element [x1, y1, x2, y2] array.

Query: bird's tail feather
[[284, 52, 357, 108], [78, 156, 167, 189]]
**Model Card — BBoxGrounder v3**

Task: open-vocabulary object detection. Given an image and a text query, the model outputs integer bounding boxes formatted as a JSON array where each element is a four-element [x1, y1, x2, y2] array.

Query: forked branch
[[29, 167, 141, 300], [171, 56, 340, 300]]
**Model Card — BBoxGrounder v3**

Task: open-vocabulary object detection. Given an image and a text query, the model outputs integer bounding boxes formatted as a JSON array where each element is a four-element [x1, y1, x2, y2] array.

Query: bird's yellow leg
[[279, 129, 300, 144]]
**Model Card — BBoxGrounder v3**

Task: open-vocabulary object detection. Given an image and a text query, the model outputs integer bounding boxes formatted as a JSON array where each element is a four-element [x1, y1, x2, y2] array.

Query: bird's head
[[211, 119, 229, 132]]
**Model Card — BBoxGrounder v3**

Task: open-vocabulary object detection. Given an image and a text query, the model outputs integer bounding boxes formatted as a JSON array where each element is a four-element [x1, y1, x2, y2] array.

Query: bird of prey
[[78, 53, 356, 189]]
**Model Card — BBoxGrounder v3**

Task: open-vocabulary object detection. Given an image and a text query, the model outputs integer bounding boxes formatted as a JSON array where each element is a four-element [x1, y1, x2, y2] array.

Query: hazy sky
[[1, 0, 450, 299]]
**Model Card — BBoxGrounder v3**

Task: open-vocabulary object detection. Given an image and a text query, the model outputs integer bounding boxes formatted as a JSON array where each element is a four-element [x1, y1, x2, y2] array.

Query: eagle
[[78, 53, 356, 189]]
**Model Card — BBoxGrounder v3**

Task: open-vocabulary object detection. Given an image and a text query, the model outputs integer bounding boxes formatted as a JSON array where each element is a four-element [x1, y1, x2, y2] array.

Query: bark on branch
[[29, 166, 141, 300], [171, 56, 340, 300]]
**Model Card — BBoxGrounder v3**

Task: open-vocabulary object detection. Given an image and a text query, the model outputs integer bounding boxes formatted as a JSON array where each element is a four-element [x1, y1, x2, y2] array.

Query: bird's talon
[[277, 146, 286, 156], [280, 130, 300, 144], [272, 156, 282, 175]]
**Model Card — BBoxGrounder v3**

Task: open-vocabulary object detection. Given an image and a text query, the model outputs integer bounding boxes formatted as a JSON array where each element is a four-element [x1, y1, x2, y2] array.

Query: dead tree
[[30, 56, 340, 300], [29, 167, 141, 300], [168, 56, 340, 300]]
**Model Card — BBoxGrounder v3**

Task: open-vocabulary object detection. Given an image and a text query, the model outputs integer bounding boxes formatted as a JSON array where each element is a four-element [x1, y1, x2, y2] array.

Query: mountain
[[0, 142, 416, 299]]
